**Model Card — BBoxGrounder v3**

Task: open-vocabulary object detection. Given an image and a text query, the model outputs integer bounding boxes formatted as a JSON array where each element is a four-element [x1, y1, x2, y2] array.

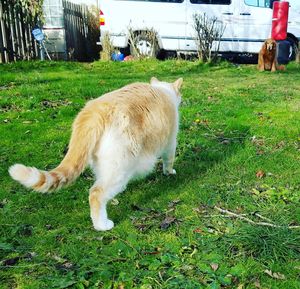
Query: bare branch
[[214, 206, 300, 229], [193, 13, 226, 62]]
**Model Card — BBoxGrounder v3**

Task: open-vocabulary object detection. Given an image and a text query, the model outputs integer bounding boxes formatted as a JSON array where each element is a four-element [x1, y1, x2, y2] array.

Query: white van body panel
[[100, 0, 300, 54]]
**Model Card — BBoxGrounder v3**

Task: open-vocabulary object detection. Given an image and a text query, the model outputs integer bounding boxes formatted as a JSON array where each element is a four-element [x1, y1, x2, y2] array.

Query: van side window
[[244, 0, 271, 8], [190, 0, 231, 4]]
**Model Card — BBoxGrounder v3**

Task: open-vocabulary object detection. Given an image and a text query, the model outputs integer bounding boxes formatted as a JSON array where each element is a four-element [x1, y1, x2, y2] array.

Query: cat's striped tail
[[9, 107, 102, 193]]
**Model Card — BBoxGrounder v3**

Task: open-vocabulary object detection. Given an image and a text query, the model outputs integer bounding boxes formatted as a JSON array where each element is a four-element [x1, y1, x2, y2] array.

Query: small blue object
[[32, 28, 44, 42], [111, 52, 124, 61]]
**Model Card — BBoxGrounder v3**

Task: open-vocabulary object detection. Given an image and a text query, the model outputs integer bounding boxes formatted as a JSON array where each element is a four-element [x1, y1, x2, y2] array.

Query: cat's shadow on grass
[[111, 125, 250, 223]]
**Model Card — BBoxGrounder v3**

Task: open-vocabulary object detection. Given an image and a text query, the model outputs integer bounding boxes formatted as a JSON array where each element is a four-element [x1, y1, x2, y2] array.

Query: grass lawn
[[0, 60, 300, 289]]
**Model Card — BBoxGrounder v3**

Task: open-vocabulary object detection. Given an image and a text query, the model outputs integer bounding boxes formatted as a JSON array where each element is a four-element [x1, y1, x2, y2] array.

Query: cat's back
[[82, 82, 176, 136], [99, 82, 163, 106], [87, 82, 174, 118]]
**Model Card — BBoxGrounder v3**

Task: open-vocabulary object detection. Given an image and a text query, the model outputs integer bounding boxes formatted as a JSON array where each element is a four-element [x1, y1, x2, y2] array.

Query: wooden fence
[[63, 0, 99, 62], [0, 0, 38, 63], [0, 0, 99, 63]]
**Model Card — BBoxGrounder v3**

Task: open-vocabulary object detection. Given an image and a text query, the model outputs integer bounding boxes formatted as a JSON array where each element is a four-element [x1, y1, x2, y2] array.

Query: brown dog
[[258, 38, 278, 72]]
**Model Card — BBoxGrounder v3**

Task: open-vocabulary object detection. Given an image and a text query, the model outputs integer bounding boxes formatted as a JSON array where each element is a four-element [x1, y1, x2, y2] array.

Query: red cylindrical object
[[271, 1, 289, 40]]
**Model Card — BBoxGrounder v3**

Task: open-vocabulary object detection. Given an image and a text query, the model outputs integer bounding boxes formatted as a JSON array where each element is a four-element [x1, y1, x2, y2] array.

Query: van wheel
[[130, 32, 159, 58], [286, 36, 298, 61]]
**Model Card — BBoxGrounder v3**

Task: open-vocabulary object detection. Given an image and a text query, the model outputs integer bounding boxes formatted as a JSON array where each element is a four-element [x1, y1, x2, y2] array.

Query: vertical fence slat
[[0, 0, 9, 63]]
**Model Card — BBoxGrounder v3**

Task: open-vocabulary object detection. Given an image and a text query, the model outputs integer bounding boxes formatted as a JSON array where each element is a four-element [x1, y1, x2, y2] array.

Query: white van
[[99, 0, 300, 59]]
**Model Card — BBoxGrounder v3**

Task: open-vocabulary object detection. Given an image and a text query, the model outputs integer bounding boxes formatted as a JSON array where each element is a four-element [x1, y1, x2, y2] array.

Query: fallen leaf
[[275, 141, 285, 149], [142, 250, 160, 255], [264, 269, 286, 280], [160, 216, 177, 230], [254, 279, 262, 289], [256, 170, 265, 179], [134, 223, 151, 232], [168, 199, 181, 208], [193, 228, 203, 234], [272, 272, 286, 280], [251, 136, 265, 147], [221, 139, 230, 145], [62, 262, 74, 269], [210, 263, 219, 271], [45, 224, 53, 230], [0, 198, 8, 208], [111, 198, 119, 206]]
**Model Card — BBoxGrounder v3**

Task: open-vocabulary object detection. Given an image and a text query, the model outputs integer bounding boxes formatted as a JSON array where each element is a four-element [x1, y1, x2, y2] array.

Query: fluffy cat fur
[[9, 77, 183, 231]]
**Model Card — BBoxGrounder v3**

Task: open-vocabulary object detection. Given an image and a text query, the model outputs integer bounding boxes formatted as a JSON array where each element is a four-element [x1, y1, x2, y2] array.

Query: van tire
[[130, 31, 159, 58], [286, 36, 298, 61]]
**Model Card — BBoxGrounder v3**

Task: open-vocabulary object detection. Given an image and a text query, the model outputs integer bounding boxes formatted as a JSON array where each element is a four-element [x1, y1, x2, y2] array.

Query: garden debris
[[111, 198, 119, 206], [1, 252, 36, 267], [167, 199, 181, 208], [251, 136, 265, 147], [0, 198, 8, 208], [214, 206, 300, 229], [254, 280, 262, 288], [45, 224, 54, 230], [41, 99, 72, 109], [160, 216, 177, 230], [264, 269, 286, 280], [193, 227, 204, 234], [256, 170, 265, 179], [210, 263, 219, 271]]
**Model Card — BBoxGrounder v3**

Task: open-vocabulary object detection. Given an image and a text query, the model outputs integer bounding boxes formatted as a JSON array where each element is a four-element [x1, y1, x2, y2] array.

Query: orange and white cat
[[9, 77, 183, 231]]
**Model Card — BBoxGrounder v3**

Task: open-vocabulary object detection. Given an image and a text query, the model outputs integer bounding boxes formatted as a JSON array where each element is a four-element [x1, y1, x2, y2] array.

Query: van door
[[235, 0, 273, 53], [185, 0, 239, 53]]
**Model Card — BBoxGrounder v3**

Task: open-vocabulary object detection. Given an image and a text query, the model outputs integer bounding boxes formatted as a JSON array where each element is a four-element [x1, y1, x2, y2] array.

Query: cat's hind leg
[[89, 185, 114, 231], [89, 162, 131, 231], [89, 174, 129, 231], [162, 139, 177, 175]]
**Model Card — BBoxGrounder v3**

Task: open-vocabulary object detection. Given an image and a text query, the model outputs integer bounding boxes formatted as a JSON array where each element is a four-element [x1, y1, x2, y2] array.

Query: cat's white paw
[[93, 219, 114, 231], [164, 169, 176, 175]]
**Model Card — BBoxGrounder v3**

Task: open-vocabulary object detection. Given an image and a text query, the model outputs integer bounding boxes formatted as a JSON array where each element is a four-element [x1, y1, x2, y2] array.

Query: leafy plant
[[14, 0, 45, 25]]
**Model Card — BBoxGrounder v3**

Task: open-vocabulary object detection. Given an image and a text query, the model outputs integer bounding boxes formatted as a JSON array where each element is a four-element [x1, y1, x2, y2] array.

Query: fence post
[[0, 1, 9, 63]]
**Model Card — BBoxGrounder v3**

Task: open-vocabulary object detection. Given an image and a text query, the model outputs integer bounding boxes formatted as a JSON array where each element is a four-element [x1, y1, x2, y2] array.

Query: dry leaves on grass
[[210, 263, 219, 271], [160, 216, 177, 230], [256, 170, 265, 179], [264, 269, 286, 280]]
